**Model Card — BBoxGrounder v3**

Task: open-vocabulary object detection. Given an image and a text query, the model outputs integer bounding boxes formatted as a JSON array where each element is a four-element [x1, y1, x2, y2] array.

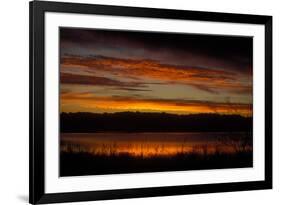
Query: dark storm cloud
[[60, 27, 253, 74], [60, 72, 147, 88]]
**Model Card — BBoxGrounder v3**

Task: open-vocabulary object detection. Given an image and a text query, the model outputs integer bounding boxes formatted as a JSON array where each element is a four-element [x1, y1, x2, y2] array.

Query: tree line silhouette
[[60, 112, 252, 133]]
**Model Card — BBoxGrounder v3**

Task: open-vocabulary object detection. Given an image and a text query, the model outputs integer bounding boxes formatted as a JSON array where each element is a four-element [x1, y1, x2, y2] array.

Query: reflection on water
[[60, 132, 252, 157]]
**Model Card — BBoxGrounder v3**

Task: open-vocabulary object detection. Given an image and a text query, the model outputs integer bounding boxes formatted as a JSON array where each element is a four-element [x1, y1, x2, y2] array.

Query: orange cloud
[[61, 55, 252, 94], [60, 92, 252, 116]]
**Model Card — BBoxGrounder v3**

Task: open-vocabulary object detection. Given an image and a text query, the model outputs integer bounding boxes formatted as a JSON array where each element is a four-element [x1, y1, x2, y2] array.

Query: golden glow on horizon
[[60, 92, 252, 116]]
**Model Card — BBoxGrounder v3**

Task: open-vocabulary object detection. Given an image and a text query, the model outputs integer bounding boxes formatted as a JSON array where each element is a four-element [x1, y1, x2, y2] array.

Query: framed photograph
[[29, 1, 272, 204]]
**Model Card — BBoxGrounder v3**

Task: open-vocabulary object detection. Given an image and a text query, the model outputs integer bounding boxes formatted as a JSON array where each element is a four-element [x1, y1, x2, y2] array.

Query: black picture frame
[[29, 1, 272, 204]]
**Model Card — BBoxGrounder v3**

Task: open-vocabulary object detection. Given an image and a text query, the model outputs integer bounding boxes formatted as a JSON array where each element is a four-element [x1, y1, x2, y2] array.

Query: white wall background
[[0, 0, 279, 204]]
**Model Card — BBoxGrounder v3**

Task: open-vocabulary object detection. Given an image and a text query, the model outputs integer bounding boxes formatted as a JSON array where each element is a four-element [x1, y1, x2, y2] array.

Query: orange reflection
[[61, 140, 252, 157], [61, 133, 252, 158]]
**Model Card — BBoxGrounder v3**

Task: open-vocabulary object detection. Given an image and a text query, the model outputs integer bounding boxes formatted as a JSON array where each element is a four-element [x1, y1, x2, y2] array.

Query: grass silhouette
[[60, 141, 252, 176]]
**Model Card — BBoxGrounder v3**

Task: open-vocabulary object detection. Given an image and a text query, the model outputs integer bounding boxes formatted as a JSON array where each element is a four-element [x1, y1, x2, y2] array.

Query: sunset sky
[[59, 28, 253, 116]]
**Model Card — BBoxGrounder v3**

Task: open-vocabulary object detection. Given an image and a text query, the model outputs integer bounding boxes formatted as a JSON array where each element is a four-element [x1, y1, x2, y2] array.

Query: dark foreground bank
[[60, 151, 253, 176]]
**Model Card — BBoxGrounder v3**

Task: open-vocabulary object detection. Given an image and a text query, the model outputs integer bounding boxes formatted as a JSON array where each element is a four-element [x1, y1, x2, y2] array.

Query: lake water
[[60, 132, 252, 157]]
